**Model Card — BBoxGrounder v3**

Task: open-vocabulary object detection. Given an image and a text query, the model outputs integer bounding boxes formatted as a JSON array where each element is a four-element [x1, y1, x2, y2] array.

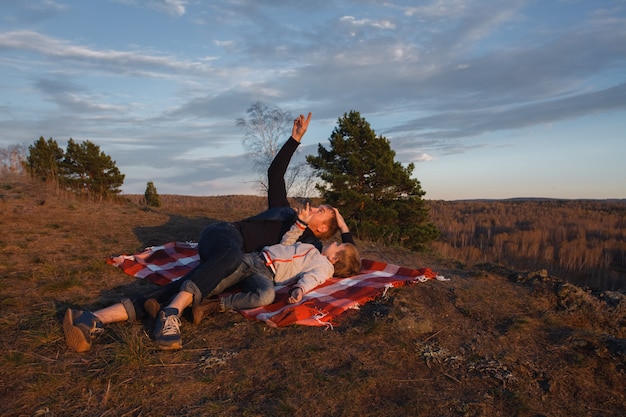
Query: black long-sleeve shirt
[[232, 138, 316, 252], [233, 137, 354, 252]]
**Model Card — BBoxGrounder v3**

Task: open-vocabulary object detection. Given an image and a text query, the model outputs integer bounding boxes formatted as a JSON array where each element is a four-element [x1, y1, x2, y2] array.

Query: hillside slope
[[0, 176, 624, 417]]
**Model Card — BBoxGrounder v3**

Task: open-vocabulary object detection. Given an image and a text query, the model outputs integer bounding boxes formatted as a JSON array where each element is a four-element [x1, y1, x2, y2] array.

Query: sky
[[1, 0, 625, 200]]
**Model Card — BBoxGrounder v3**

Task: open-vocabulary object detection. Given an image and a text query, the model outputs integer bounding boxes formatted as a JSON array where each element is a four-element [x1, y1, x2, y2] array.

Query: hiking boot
[[191, 297, 224, 325], [153, 307, 182, 350], [144, 298, 161, 319], [63, 308, 104, 353]]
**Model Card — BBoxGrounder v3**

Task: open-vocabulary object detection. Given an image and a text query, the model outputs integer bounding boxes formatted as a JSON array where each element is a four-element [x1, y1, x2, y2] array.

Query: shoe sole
[[191, 305, 204, 325], [144, 298, 161, 319], [191, 299, 222, 325], [156, 341, 183, 350], [63, 309, 91, 353]]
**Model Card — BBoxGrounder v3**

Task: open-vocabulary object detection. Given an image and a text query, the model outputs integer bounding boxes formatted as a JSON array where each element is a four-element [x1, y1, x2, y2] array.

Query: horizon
[[120, 190, 626, 203]]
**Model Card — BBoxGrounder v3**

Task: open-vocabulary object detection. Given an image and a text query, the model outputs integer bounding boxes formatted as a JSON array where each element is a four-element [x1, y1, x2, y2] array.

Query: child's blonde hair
[[332, 243, 361, 278]]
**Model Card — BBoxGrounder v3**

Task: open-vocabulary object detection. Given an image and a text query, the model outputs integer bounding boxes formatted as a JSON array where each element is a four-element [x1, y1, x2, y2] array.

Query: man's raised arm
[[267, 112, 312, 208]]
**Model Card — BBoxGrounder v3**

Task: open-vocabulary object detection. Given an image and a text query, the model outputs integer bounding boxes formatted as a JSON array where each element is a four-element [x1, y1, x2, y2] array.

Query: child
[[63, 205, 360, 352], [188, 215, 360, 321]]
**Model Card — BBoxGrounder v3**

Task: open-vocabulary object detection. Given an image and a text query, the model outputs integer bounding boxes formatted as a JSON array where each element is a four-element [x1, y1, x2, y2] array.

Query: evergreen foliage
[[25, 136, 125, 200], [307, 111, 439, 250], [62, 139, 125, 200], [26, 137, 65, 185], [144, 181, 162, 207]]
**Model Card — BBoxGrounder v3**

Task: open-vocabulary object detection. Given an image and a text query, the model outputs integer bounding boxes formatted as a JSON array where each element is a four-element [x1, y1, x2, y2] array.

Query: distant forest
[[133, 194, 626, 291], [428, 199, 626, 291]]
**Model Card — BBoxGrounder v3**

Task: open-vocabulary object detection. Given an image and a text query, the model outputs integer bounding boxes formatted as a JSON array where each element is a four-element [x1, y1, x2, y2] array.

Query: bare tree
[[0, 144, 27, 175], [236, 102, 295, 193], [289, 162, 320, 198]]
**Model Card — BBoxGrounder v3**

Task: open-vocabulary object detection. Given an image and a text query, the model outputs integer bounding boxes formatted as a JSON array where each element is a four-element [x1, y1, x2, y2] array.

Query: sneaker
[[144, 298, 161, 319], [153, 307, 182, 350], [191, 297, 224, 325], [63, 308, 104, 353]]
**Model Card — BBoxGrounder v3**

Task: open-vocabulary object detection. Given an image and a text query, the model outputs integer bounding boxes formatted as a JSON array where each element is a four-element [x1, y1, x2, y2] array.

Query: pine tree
[[307, 110, 439, 250], [62, 138, 125, 200], [25, 137, 65, 187], [144, 181, 162, 207]]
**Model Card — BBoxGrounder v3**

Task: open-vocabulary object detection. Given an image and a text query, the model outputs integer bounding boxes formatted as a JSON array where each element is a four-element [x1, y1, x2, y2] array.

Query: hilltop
[[0, 175, 624, 417]]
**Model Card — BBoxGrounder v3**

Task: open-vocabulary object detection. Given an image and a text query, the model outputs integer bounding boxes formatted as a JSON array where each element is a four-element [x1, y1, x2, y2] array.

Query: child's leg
[[221, 273, 275, 310]]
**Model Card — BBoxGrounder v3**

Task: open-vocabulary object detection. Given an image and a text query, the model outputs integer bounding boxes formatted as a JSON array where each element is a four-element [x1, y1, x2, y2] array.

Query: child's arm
[[280, 203, 314, 245], [288, 287, 304, 303], [287, 260, 334, 304]]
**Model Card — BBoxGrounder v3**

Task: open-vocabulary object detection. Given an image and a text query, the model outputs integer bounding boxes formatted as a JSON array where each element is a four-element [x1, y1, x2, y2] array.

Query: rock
[[396, 315, 433, 335]]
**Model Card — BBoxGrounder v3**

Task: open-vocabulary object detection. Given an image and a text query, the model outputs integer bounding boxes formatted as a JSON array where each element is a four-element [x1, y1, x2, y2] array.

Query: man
[[64, 112, 353, 352]]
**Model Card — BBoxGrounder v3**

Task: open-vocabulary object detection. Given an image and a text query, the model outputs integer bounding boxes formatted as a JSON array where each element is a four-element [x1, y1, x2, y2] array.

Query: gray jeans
[[181, 252, 275, 310]]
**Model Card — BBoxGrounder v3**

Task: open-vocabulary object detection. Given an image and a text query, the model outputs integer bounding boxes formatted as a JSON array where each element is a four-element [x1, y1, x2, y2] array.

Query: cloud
[[339, 16, 396, 30], [403, 0, 469, 18], [414, 153, 434, 162], [0, 1, 68, 24], [29, 0, 68, 13], [120, 151, 257, 195], [34, 78, 132, 113], [0, 30, 217, 77], [391, 83, 626, 140], [149, 0, 187, 17]]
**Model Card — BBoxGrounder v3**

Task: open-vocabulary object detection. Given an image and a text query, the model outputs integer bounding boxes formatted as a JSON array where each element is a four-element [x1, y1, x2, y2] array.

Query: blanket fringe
[[108, 254, 134, 267], [313, 311, 334, 330], [381, 283, 394, 297]]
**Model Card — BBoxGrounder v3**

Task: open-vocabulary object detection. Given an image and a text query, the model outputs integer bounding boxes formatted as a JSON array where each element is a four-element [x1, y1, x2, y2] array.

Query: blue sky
[[1, 0, 625, 200]]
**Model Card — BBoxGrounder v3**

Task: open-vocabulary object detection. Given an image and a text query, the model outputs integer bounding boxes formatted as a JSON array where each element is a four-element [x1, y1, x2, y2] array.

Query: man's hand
[[334, 208, 350, 233], [288, 287, 304, 304], [291, 112, 312, 143]]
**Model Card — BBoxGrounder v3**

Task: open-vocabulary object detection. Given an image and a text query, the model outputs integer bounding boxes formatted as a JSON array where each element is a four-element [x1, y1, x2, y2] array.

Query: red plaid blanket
[[107, 241, 447, 328]]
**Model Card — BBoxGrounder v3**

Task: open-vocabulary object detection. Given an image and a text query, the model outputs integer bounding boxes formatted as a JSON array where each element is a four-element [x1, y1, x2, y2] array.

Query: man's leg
[[179, 222, 244, 301], [63, 302, 129, 352], [152, 291, 191, 350], [128, 222, 244, 320], [152, 222, 244, 350]]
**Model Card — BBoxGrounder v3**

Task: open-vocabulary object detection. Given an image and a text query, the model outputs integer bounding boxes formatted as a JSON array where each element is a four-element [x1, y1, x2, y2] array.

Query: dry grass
[[1, 175, 624, 417]]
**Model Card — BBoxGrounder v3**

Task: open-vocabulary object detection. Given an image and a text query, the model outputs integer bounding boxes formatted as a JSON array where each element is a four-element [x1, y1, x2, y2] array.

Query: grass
[[0, 175, 624, 416]]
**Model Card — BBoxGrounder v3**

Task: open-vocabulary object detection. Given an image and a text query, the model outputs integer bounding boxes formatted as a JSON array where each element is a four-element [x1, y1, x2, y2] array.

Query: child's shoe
[[191, 297, 225, 325], [143, 298, 161, 319]]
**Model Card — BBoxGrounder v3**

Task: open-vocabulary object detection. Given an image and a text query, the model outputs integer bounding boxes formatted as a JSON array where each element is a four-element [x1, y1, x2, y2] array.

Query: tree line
[[428, 199, 626, 290]]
